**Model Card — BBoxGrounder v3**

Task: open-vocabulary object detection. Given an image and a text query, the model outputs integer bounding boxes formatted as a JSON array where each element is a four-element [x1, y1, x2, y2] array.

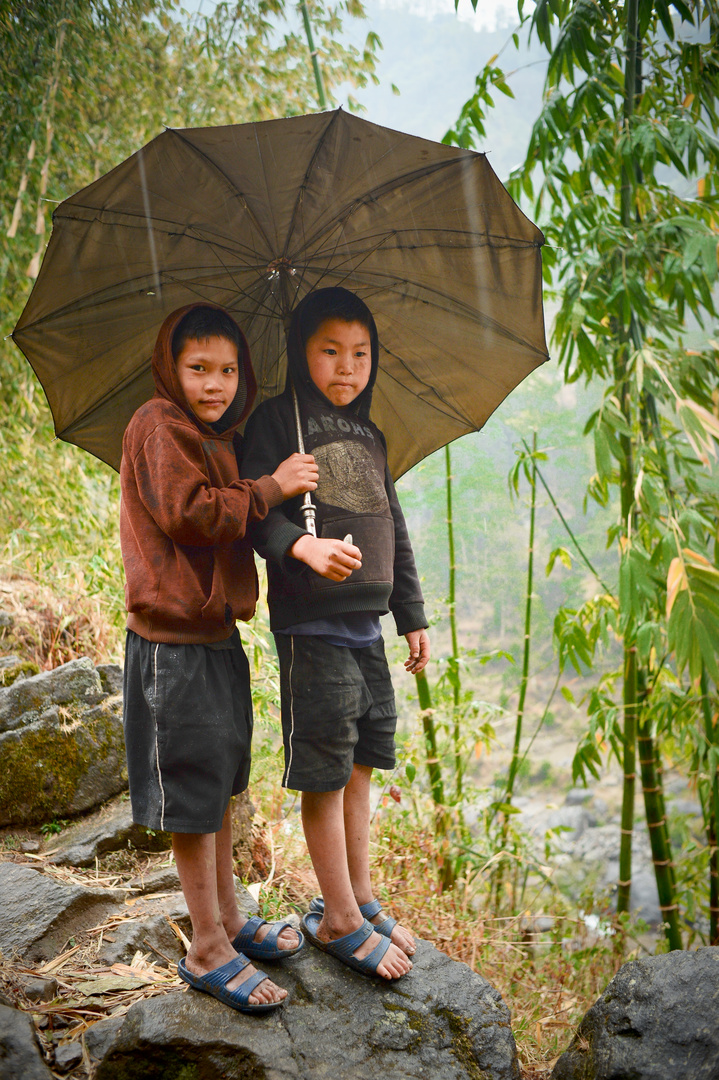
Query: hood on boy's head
[[150, 302, 256, 435], [285, 286, 379, 420]]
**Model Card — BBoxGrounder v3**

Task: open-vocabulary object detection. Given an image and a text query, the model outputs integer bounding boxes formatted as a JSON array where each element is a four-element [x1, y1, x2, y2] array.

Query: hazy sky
[[346, 0, 546, 182]]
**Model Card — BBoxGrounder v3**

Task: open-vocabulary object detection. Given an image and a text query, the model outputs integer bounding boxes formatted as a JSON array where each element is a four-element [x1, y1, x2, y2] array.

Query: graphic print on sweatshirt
[[313, 441, 389, 515]]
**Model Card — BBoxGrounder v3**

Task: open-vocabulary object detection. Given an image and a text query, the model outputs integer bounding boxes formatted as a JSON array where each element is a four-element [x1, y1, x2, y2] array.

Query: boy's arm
[[133, 421, 282, 547], [241, 403, 309, 566], [385, 461, 428, 637]]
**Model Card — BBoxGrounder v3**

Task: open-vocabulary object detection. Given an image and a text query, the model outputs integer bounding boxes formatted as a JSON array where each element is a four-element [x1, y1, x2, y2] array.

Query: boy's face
[[175, 335, 239, 424], [305, 318, 371, 408]]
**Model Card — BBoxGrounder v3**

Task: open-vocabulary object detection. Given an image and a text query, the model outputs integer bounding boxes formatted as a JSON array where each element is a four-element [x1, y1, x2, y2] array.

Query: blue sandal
[[177, 954, 284, 1013], [309, 896, 399, 941], [231, 916, 304, 962], [300, 910, 403, 979]]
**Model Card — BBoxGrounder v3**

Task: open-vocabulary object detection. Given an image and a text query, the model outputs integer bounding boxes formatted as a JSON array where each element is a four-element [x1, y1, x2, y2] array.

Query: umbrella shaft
[[292, 384, 317, 537]]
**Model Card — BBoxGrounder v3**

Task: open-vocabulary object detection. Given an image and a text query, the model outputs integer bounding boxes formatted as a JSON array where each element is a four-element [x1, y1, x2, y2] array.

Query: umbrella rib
[[282, 110, 341, 261], [168, 127, 275, 257], [378, 349, 477, 428]]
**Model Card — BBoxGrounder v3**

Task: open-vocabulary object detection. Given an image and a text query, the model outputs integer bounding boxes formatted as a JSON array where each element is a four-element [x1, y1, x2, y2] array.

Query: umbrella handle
[[291, 384, 317, 538]]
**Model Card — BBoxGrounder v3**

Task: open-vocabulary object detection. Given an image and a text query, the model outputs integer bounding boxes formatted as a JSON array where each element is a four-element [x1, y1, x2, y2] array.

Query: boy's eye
[[223, 366, 237, 375]]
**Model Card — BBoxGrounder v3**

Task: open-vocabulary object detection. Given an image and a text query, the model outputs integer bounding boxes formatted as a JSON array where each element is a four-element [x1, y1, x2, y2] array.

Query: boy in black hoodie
[[242, 288, 429, 981]]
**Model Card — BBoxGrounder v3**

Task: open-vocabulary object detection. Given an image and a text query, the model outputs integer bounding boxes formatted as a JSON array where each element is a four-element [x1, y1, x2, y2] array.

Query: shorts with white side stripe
[[122, 628, 252, 833], [274, 633, 397, 792]]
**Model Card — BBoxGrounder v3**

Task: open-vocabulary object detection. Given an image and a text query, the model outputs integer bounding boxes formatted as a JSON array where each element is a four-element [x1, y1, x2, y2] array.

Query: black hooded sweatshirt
[[241, 288, 426, 636]]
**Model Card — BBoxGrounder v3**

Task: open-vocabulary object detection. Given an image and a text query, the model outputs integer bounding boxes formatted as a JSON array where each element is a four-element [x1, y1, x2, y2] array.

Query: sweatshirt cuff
[[266, 519, 309, 568], [253, 475, 284, 509], [392, 603, 428, 637]]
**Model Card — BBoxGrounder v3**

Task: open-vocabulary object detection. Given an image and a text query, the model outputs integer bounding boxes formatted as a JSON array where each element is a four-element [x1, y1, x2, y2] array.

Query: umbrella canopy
[[13, 109, 548, 478]]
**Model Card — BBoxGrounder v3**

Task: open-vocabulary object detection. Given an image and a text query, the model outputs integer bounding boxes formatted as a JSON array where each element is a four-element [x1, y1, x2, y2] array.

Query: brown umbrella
[[13, 108, 548, 478]]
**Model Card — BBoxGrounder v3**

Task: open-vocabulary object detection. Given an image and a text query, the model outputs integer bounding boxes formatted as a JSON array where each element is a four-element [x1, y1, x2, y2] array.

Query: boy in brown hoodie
[[120, 303, 318, 1013]]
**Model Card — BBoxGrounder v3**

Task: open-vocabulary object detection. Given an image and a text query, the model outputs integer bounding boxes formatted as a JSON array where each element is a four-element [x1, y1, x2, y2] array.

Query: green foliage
[[448, 0, 719, 945], [0, 0, 378, 615]]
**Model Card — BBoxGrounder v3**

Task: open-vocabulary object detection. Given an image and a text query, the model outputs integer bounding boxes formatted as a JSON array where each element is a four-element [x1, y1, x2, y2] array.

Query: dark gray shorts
[[274, 633, 397, 792], [123, 628, 252, 834]]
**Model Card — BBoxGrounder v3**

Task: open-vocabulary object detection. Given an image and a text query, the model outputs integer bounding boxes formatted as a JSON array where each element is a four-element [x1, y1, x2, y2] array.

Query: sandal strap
[[199, 953, 251, 989], [359, 931, 392, 970], [325, 918, 374, 962], [359, 898, 383, 920], [373, 915, 397, 937], [232, 915, 266, 949], [231, 968, 269, 1006], [260, 919, 293, 950]]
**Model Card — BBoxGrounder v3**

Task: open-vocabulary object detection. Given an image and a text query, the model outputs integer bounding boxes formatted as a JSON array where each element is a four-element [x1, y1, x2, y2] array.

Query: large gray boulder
[[43, 796, 171, 866], [552, 946, 719, 1080], [0, 1002, 54, 1079], [0, 657, 104, 730], [0, 863, 119, 962], [93, 937, 519, 1079], [0, 657, 127, 825]]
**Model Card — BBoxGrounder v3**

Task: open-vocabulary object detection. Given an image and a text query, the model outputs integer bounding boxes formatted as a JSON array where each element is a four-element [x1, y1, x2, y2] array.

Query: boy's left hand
[[404, 629, 430, 675]]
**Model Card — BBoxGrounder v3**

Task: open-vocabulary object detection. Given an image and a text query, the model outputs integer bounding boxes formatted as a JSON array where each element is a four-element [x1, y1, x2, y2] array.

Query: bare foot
[[317, 916, 412, 980], [368, 910, 416, 957], [226, 915, 300, 952], [184, 939, 287, 1005]]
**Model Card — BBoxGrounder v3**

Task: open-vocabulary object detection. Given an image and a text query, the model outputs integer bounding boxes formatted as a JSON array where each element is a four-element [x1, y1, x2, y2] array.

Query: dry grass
[[0, 568, 121, 670]]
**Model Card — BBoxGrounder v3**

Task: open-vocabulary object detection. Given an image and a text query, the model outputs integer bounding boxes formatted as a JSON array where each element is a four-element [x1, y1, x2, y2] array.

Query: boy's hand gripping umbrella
[[13, 109, 548, 478]]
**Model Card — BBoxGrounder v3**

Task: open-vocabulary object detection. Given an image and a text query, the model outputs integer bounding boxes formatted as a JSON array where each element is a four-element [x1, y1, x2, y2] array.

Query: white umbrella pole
[[291, 384, 317, 537]]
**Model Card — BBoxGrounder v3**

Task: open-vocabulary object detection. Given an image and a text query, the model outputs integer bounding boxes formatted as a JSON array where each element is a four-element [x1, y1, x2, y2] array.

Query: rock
[[44, 797, 171, 865], [84, 1015, 125, 1062], [94, 938, 519, 1080], [0, 658, 40, 688], [565, 787, 593, 806], [53, 1040, 83, 1072], [0, 863, 119, 962], [96, 663, 123, 696], [672, 798, 702, 818], [0, 611, 14, 629], [97, 914, 184, 966], [552, 947, 719, 1080], [0, 657, 104, 732], [126, 864, 180, 895], [0, 694, 127, 827], [16, 975, 58, 1003], [20, 839, 41, 853], [0, 1001, 54, 1079]]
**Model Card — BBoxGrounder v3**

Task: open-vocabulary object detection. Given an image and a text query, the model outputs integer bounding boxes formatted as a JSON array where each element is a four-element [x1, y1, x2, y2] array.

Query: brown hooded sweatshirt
[[120, 303, 282, 644]]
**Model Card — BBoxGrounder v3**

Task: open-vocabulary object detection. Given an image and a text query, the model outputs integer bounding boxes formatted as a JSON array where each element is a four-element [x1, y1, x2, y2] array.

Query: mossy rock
[[0, 659, 40, 688], [0, 697, 127, 826]]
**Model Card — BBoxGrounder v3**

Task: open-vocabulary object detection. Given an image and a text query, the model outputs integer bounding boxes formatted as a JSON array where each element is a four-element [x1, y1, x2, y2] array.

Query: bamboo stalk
[[615, 0, 641, 920], [299, 0, 327, 109], [506, 432, 537, 805], [636, 712, 682, 949], [415, 670, 445, 808], [445, 444, 462, 798], [494, 433, 537, 912], [700, 668, 719, 944], [415, 670, 454, 890]]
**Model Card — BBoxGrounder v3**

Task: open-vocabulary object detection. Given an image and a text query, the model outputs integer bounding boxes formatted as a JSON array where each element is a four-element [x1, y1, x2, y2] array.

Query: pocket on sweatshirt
[[310, 515, 395, 591]]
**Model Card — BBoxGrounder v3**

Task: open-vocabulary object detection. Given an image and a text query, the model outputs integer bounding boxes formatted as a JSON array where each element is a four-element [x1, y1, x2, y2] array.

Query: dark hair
[[172, 305, 242, 360], [300, 289, 374, 345]]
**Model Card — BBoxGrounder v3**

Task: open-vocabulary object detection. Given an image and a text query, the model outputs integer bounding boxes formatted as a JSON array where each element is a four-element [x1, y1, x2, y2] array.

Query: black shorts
[[123, 628, 253, 834], [274, 633, 397, 792]]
